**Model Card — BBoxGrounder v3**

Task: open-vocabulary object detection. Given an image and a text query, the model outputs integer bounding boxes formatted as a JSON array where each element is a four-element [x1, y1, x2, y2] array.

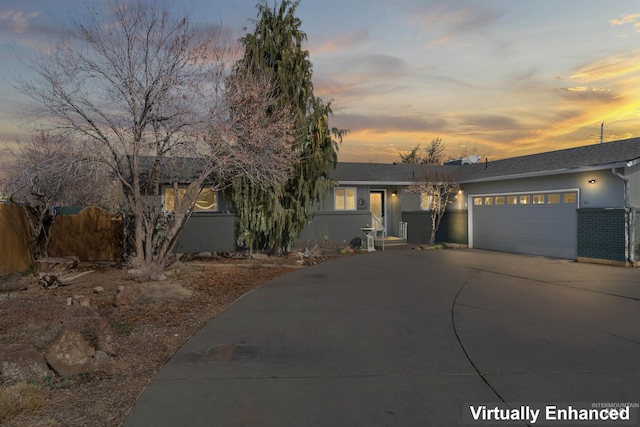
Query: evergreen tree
[[232, 0, 346, 255], [399, 138, 445, 165]]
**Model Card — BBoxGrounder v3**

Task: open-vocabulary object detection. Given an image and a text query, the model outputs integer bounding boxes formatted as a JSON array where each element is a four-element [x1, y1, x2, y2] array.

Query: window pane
[[507, 195, 517, 205], [164, 188, 187, 211], [335, 189, 345, 210], [495, 196, 505, 205], [533, 194, 544, 204], [484, 197, 493, 205], [194, 189, 216, 211], [420, 193, 430, 210], [345, 189, 356, 210], [548, 193, 560, 204], [519, 195, 530, 205], [563, 192, 577, 203], [473, 197, 483, 206]]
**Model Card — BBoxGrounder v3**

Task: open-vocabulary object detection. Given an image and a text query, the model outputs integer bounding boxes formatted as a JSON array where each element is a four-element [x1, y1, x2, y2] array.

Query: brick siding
[[577, 208, 629, 262]]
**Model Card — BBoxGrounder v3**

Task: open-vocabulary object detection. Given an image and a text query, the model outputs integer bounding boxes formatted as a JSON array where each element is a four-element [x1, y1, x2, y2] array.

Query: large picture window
[[164, 187, 217, 212], [335, 188, 356, 210]]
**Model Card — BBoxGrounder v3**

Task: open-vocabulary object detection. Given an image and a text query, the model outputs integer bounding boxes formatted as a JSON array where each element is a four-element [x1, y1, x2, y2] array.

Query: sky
[[1, 0, 640, 163]]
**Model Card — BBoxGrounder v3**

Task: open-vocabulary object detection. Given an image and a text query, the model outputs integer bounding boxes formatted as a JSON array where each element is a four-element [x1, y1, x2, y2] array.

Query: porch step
[[374, 236, 409, 250]]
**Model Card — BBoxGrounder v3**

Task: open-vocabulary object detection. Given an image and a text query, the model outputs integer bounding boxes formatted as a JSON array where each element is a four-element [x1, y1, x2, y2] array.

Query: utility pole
[[600, 122, 604, 144]]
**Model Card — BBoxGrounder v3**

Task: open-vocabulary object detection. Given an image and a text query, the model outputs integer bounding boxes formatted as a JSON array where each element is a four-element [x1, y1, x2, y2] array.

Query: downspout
[[611, 168, 634, 264]]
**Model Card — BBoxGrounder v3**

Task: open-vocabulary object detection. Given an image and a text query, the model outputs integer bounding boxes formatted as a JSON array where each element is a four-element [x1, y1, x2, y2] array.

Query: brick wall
[[577, 208, 629, 262]]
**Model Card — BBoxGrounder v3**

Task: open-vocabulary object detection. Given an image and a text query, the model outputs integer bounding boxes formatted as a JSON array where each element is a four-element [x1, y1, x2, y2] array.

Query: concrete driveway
[[124, 249, 640, 426]]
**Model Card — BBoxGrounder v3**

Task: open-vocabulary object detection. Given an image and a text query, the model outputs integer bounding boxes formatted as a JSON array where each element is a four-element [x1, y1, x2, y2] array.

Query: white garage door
[[471, 191, 578, 259]]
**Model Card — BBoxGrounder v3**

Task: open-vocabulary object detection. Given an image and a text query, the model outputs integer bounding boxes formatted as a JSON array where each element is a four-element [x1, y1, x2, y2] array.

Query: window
[[563, 192, 577, 204], [484, 197, 493, 206], [335, 188, 356, 210], [420, 192, 431, 210], [548, 193, 560, 204], [519, 195, 530, 205], [507, 195, 518, 205], [164, 187, 217, 212], [495, 196, 505, 205], [473, 197, 483, 206], [533, 194, 545, 204]]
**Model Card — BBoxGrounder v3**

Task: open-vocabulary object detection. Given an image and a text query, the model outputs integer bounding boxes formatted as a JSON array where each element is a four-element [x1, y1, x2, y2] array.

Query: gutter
[[611, 168, 635, 264], [460, 162, 631, 184]]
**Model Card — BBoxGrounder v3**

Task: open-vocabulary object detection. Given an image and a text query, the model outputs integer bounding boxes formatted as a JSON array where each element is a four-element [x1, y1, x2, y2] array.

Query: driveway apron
[[125, 249, 640, 426]]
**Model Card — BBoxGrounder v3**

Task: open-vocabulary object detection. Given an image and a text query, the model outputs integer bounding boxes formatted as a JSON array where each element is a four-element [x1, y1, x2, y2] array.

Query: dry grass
[[132, 282, 193, 305], [0, 383, 45, 425], [0, 273, 31, 293]]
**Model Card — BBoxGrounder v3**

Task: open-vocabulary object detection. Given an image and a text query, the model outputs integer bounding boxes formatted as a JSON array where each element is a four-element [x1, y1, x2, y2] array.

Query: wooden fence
[[0, 202, 34, 275], [0, 204, 123, 275]]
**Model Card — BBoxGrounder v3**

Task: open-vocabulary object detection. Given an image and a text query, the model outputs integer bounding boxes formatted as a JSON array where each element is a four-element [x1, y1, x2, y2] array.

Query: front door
[[369, 191, 385, 235]]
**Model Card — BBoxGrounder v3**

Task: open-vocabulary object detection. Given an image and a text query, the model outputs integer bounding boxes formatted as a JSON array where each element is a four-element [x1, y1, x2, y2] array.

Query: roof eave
[[459, 161, 633, 184]]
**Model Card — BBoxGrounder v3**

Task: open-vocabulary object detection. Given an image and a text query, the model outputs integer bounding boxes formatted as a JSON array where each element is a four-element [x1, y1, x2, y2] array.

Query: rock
[[45, 328, 95, 377], [34, 256, 79, 275], [0, 347, 54, 384], [95, 319, 118, 356], [39, 274, 61, 289], [92, 351, 112, 370], [93, 286, 105, 294], [72, 295, 91, 307], [114, 285, 143, 307]]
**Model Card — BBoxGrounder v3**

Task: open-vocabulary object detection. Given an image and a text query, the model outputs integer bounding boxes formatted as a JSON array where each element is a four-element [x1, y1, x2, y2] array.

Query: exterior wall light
[[392, 190, 398, 196], [588, 179, 596, 184]]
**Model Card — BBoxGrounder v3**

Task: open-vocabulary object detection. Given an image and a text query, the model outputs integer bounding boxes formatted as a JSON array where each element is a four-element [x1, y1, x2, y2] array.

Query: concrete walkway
[[124, 249, 640, 426]]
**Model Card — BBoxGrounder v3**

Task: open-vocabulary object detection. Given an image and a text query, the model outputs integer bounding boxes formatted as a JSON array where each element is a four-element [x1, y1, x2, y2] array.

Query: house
[[175, 137, 640, 266], [297, 137, 640, 266]]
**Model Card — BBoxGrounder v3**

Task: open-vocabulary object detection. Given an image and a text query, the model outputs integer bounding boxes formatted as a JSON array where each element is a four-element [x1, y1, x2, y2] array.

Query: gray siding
[[462, 169, 624, 208], [297, 211, 372, 248], [311, 185, 370, 212], [402, 211, 468, 244], [174, 213, 236, 253]]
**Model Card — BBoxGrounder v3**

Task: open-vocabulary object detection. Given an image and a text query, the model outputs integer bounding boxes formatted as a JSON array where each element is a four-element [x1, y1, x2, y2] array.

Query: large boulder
[[45, 328, 95, 377], [0, 347, 54, 384]]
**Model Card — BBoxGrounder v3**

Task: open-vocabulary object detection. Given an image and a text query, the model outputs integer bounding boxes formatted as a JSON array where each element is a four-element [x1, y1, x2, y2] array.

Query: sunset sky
[[1, 0, 639, 163]]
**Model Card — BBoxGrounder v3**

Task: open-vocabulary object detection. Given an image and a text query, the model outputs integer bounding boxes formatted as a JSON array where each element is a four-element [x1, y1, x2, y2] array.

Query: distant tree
[[17, 0, 295, 278], [399, 138, 445, 165], [406, 169, 459, 246], [1, 132, 112, 259], [231, 0, 346, 255]]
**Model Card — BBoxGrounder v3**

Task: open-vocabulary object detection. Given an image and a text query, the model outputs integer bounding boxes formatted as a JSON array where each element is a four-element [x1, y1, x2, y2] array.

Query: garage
[[470, 191, 578, 259]]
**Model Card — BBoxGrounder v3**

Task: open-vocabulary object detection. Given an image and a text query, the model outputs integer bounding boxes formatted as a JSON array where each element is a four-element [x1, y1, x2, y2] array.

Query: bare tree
[[406, 170, 460, 246], [1, 131, 112, 259], [17, 0, 295, 279]]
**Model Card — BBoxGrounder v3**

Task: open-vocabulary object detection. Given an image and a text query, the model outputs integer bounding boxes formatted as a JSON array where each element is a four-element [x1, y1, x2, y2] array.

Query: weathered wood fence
[[0, 202, 33, 275], [0, 203, 123, 275]]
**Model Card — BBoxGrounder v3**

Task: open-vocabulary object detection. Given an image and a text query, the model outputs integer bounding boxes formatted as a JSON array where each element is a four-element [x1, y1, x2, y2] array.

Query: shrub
[[0, 383, 45, 424]]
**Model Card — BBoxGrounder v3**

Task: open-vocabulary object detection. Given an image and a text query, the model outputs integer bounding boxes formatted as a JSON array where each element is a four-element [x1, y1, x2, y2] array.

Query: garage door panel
[[473, 200, 577, 259]]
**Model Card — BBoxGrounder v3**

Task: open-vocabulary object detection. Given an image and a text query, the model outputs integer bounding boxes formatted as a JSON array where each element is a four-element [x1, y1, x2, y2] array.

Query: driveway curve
[[125, 249, 640, 427]]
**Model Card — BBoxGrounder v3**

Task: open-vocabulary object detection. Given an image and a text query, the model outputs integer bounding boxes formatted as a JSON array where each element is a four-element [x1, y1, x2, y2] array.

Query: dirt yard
[[0, 253, 332, 426]]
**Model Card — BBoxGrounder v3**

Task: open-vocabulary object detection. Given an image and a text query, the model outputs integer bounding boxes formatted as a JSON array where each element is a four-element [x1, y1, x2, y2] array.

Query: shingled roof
[[333, 137, 640, 184]]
